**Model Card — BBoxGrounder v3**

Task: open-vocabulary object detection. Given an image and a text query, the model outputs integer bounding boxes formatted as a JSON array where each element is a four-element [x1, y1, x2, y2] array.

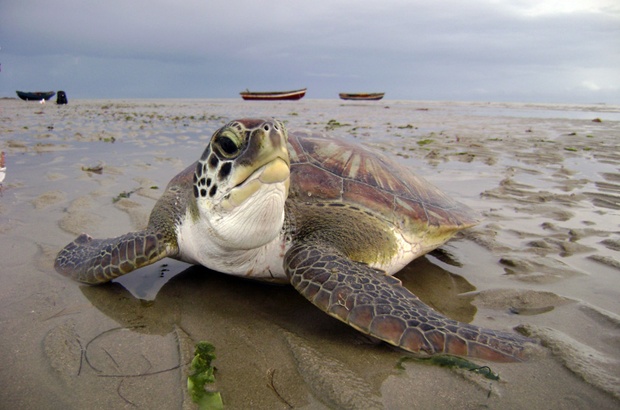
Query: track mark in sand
[[518, 318, 620, 400], [43, 320, 83, 384], [284, 331, 383, 410]]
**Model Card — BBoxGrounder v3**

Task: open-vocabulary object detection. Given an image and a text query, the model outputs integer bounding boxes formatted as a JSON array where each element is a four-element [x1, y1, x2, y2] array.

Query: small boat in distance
[[240, 88, 307, 101], [16, 91, 56, 101], [339, 92, 385, 101]]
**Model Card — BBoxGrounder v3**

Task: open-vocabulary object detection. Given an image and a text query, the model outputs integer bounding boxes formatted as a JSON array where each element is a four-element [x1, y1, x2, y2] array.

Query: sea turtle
[[55, 118, 534, 362]]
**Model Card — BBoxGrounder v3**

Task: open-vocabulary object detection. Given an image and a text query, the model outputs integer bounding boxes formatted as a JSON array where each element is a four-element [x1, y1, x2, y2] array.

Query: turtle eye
[[214, 130, 242, 158], [218, 136, 237, 155]]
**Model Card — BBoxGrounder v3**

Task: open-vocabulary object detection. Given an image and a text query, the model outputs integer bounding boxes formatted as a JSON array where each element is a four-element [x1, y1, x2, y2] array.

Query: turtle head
[[193, 118, 290, 250]]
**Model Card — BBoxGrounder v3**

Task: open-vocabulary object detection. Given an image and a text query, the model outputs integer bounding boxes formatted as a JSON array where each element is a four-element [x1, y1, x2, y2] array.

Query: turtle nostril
[[263, 124, 270, 132]]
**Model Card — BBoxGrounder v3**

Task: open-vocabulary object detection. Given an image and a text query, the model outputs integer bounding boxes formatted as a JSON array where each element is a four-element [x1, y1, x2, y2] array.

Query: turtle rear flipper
[[54, 231, 177, 285], [285, 241, 536, 362]]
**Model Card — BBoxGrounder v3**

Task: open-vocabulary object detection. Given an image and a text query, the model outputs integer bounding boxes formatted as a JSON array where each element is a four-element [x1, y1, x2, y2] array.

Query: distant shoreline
[[1, 95, 617, 107]]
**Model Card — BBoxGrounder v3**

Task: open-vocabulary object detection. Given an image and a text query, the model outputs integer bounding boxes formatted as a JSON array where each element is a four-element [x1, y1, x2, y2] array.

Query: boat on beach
[[339, 92, 385, 101], [16, 91, 56, 101], [240, 88, 307, 101]]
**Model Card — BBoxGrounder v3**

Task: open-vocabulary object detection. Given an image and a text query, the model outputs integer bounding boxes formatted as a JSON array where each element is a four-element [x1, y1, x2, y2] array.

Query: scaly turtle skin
[[55, 118, 535, 362]]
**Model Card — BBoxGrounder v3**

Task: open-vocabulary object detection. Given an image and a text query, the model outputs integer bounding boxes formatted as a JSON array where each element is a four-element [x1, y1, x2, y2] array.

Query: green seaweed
[[397, 355, 500, 381], [326, 119, 351, 130], [188, 342, 224, 409], [112, 188, 138, 203], [81, 164, 104, 174], [417, 139, 433, 146]]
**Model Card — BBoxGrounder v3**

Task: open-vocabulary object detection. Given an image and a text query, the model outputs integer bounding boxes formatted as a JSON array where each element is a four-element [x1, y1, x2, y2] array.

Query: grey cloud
[[1, 0, 618, 102]]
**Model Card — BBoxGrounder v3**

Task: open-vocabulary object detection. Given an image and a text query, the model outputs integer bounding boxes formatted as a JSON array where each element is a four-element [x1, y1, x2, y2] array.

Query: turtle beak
[[228, 119, 290, 187], [221, 120, 290, 210]]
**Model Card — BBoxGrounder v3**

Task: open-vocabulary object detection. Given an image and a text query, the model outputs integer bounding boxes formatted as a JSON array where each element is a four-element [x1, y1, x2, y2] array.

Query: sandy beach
[[0, 98, 619, 409]]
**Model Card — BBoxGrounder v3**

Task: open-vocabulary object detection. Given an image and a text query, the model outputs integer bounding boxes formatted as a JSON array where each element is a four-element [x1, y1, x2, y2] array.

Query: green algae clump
[[188, 341, 224, 409]]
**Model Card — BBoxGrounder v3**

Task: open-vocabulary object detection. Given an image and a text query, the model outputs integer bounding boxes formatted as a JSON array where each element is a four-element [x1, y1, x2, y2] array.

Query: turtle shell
[[286, 129, 479, 243]]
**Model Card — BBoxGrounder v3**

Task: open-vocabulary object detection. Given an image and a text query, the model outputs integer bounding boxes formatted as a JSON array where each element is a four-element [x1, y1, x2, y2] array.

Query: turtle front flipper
[[285, 242, 536, 362], [54, 230, 177, 285]]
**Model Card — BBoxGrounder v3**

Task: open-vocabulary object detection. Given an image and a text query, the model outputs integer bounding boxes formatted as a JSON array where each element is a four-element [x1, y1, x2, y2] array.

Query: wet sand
[[1, 98, 619, 409]]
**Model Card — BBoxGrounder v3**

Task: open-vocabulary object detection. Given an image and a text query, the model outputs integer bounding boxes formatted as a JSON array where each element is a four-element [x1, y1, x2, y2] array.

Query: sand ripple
[[518, 321, 620, 400]]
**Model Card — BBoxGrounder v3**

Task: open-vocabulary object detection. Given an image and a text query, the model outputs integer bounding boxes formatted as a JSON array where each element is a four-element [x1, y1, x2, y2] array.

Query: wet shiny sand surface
[[1, 99, 619, 409]]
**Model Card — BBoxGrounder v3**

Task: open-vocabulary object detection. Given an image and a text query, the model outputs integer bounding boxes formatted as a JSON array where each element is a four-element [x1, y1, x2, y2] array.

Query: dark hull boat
[[339, 92, 385, 101], [240, 88, 307, 101], [16, 91, 56, 101]]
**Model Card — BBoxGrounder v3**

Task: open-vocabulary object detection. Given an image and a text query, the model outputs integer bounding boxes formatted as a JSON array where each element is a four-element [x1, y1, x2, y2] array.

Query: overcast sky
[[1, 0, 619, 103]]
